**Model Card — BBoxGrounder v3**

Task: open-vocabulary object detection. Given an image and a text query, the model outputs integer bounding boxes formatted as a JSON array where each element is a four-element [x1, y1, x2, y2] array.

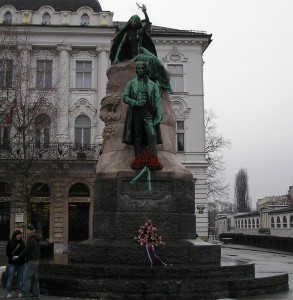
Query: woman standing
[[6, 230, 25, 298]]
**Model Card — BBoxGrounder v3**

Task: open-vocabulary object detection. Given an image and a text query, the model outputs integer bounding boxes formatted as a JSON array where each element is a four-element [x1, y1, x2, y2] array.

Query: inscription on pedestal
[[120, 179, 172, 198], [118, 179, 174, 211]]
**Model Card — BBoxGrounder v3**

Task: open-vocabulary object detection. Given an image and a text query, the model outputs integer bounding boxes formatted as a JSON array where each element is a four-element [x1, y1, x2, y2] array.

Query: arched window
[[69, 183, 90, 197], [42, 12, 51, 25], [256, 218, 259, 228], [35, 114, 51, 148], [75, 115, 91, 147], [248, 219, 251, 228], [0, 181, 11, 196], [276, 216, 281, 228], [271, 217, 275, 228], [31, 183, 50, 197], [252, 219, 255, 228], [244, 219, 247, 228], [283, 216, 288, 228], [241, 220, 243, 228], [81, 13, 89, 25], [290, 215, 293, 228], [4, 12, 12, 24]]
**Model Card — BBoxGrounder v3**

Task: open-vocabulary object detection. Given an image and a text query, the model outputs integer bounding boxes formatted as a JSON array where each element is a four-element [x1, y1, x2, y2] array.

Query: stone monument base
[[33, 174, 289, 298], [68, 238, 221, 265], [38, 242, 288, 299]]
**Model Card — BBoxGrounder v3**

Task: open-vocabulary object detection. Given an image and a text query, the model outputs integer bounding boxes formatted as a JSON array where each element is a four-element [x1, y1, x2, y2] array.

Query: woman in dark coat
[[6, 229, 25, 298]]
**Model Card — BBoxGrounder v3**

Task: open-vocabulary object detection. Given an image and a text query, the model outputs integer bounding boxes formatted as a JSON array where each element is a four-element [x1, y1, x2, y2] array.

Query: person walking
[[6, 230, 26, 298], [13, 224, 41, 299]]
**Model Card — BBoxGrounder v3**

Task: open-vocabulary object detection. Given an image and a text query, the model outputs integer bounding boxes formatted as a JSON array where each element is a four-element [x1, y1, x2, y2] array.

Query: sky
[[99, 0, 293, 208]]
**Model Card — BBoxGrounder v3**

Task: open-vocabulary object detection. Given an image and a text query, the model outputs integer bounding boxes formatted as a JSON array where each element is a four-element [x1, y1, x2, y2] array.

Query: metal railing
[[150, 28, 207, 36], [0, 142, 101, 161]]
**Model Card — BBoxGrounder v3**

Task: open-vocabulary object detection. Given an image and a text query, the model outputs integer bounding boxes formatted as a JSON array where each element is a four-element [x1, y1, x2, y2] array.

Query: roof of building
[[269, 206, 293, 214], [113, 21, 212, 52], [234, 211, 260, 218], [0, 0, 102, 12]]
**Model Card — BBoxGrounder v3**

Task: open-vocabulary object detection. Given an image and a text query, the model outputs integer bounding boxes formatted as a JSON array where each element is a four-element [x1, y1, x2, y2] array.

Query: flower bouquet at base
[[134, 219, 167, 268], [130, 149, 162, 170]]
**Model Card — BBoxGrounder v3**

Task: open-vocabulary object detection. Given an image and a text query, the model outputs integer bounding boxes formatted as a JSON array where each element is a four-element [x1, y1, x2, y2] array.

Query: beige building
[[0, 0, 212, 252]]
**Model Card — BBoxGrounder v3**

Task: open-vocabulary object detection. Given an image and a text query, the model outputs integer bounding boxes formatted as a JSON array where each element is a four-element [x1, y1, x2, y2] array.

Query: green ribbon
[[130, 166, 152, 192]]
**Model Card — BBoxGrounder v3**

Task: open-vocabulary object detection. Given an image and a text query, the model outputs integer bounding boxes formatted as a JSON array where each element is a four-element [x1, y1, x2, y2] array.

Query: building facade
[[0, 0, 212, 252], [215, 205, 293, 239]]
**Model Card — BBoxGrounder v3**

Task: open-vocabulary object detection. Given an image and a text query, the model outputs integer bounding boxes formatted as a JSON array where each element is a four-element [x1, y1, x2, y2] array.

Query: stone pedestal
[[69, 61, 203, 264]]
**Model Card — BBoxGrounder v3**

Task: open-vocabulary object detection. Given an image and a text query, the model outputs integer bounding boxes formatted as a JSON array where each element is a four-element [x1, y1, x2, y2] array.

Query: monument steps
[[39, 261, 255, 279], [38, 267, 288, 299]]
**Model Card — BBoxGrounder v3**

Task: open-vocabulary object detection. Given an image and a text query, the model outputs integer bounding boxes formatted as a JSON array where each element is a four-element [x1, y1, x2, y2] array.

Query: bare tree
[[0, 25, 62, 223], [234, 168, 251, 212], [205, 109, 231, 201]]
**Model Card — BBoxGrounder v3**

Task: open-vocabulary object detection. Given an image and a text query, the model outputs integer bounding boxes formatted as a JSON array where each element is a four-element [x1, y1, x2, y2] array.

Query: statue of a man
[[122, 62, 162, 156]]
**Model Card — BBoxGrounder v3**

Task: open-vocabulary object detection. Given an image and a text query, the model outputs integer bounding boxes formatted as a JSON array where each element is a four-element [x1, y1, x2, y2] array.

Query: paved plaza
[[0, 243, 292, 299]]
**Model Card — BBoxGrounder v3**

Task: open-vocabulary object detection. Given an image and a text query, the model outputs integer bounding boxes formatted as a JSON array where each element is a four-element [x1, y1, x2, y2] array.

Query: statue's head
[[129, 15, 142, 29], [136, 62, 149, 76]]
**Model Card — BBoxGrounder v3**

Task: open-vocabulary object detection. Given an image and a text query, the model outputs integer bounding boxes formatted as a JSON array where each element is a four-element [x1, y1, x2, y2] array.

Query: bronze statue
[[110, 4, 172, 93], [122, 62, 162, 156]]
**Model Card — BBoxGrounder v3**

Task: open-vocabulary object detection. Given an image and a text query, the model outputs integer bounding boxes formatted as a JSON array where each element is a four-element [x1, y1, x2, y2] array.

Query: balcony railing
[[0, 143, 101, 161]]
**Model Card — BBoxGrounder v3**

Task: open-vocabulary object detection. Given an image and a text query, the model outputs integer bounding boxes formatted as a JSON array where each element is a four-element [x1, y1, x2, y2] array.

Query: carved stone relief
[[99, 82, 122, 140]]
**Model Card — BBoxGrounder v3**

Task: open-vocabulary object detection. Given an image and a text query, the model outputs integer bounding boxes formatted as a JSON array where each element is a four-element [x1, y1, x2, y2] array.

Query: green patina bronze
[[110, 4, 172, 93], [122, 62, 162, 157]]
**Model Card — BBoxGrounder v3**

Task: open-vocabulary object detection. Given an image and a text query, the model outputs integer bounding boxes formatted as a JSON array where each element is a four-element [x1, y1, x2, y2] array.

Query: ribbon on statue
[[145, 242, 167, 268], [130, 166, 151, 192]]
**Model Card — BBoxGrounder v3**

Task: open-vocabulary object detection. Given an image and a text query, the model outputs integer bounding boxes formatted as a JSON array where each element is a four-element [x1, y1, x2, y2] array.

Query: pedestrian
[[13, 224, 41, 299], [6, 230, 25, 298]]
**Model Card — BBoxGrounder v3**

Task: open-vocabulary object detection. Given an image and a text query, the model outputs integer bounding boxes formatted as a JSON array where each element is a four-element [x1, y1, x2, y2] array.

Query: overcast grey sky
[[99, 0, 293, 207]]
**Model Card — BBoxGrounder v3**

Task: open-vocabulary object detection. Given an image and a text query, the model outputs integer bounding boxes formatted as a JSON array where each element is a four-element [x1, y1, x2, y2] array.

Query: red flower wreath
[[131, 150, 163, 170]]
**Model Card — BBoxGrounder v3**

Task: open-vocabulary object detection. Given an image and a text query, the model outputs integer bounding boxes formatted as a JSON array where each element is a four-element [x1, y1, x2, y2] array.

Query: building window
[[256, 218, 259, 228], [0, 59, 13, 88], [271, 217, 275, 228], [0, 115, 10, 148], [81, 13, 89, 25], [75, 61, 92, 89], [176, 120, 184, 151], [276, 216, 281, 228], [248, 219, 251, 228], [290, 215, 293, 228], [0, 181, 11, 196], [69, 183, 90, 197], [35, 114, 51, 148], [4, 12, 12, 24], [31, 183, 51, 197], [283, 216, 288, 228], [36, 60, 52, 89], [75, 115, 91, 147], [244, 219, 247, 228], [168, 64, 183, 93], [241, 220, 243, 228], [42, 12, 51, 25]]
